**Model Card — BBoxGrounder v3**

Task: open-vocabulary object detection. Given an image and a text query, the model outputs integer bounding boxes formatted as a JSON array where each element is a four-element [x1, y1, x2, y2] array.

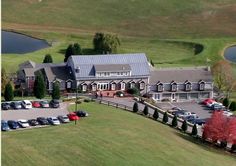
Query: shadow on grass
[[174, 131, 235, 156], [58, 49, 66, 54]]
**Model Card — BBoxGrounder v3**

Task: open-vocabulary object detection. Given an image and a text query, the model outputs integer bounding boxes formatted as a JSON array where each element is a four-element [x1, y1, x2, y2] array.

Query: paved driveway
[[2, 103, 69, 120]]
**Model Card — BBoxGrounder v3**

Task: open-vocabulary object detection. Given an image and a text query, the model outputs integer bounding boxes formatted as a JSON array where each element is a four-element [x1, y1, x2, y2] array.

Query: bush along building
[[17, 53, 213, 101]]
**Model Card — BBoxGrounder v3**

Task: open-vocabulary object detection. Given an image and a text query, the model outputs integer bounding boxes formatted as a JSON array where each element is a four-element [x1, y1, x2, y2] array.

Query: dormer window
[[129, 81, 136, 89], [139, 81, 145, 90], [199, 80, 205, 91], [185, 81, 192, 91], [171, 81, 177, 92], [156, 82, 163, 92], [75, 66, 80, 73]]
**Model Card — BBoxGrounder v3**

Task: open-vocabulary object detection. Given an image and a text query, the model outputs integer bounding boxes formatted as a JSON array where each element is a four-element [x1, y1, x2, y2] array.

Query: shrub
[[181, 120, 188, 132], [143, 105, 149, 116], [162, 112, 168, 124], [223, 98, 230, 107], [161, 98, 170, 102], [4, 82, 14, 101], [75, 100, 82, 104], [115, 91, 124, 97], [229, 101, 236, 112], [231, 144, 236, 153], [220, 141, 227, 148], [171, 116, 178, 127], [84, 99, 91, 102], [153, 109, 159, 120], [133, 102, 138, 113], [191, 124, 198, 136], [127, 87, 140, 96]]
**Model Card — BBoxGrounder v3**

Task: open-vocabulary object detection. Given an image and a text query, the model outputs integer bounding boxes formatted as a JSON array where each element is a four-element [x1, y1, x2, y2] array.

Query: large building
[[17, 53, 213, 101]]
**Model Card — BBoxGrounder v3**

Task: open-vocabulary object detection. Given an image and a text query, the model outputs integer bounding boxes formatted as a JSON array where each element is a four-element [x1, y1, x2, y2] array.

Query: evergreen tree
[[223, 98, 230, 107], [229, 101, 236, 112], [4, 82, 14, 101], [73, 43, 82, 55], [64, 44, 74, 62], [191, 124, 198, 136], [143, 105, 149, 116], [43, 54, 53, 63], [133, 102, 138, 113], [33, 72, 46, 99], [153, 109, 159, 120], [171, 115, 178, 127], [150, 59, 154, 67], [181, 120, 188, 132], [51, 82, 60, 99], [162, 112, 168, 123], [1, 68, 8, 93]]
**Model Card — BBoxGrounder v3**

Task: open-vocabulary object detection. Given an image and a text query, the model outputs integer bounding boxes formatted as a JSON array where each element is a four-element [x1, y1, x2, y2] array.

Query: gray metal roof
[[94, 64, 131, 72], [69, 53, 150, 79], [150, 67, 213, 84], [44, 66, 74, 82]]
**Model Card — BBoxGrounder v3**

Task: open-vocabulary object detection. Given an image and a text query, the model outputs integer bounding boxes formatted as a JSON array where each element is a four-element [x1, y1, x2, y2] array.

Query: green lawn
[[2, 102, 236, 166]]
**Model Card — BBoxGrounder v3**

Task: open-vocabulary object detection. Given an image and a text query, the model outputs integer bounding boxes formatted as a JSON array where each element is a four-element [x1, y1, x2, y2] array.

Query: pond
[[1, 31, 50, 54], [224, 45, 236, 63]]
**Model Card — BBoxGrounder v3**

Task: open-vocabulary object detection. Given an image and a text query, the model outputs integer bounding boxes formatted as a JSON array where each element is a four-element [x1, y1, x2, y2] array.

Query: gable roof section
[[19, 60, 36, 69], [150, 67, 213, 84], [44, 66, 74, 82], [69, 53, 150, 79]]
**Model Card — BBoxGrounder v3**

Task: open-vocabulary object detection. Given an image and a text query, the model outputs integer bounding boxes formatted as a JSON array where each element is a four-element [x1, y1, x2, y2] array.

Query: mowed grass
[[2, 102, 236, 166]]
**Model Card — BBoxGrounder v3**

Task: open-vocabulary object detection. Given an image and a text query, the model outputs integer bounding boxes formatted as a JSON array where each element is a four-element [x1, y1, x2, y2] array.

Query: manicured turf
[[2, 102, 236, 166]]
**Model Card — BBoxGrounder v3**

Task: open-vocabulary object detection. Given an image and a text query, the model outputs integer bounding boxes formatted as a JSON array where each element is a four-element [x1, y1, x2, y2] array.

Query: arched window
[[199, 80, 205, 91], [171, 81, 177, 92], [185, 81, 192, 91], [120, 82, 126, 90], [156, 82, 163, 92], [139, 81, 145, 90]]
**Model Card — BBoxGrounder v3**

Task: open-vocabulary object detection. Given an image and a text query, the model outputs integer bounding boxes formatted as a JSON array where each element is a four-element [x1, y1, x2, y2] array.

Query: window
[[67, 81, 72, 89], [82, 84, 87, 92], [139, 82, 145, 90], [130, 82, 135, 88], [111, 83, 116, 91], [157, 84, 163, 92], [120, 82, 126, 90], [185, 82, 191, 91], [92, 84, 97, 91], [171, 83, 177, 92], [199, 82, 205, 91]]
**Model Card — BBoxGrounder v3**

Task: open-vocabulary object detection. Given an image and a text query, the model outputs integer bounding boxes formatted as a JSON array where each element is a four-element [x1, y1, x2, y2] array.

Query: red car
[[32, 101, 41, 108], [202, 98, 216, 105], [67, 113, 80, 121]]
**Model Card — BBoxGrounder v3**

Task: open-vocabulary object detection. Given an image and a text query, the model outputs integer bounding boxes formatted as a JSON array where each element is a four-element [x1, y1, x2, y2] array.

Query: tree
[[4, 82, 14, 101], [143, 105, 149, 116], [64, 43, 82, 62], [229, 101, 236, 112], [191, 124, 198, 136], [43, 54, 53, 63], [93, 32, 120, 54], [171, 115, 178, 127], [51, 82, 60, 99], [223, 98, 230, 108], [181, 120, 188, 132], [150, 59, 154, 67], [153, 109, 159, 120], [212, 60, 236, 98], [133, 102, 138, 113], [1, 68, 8, 93], [162, 112, 168, 124], [33, 72, 46, 99]]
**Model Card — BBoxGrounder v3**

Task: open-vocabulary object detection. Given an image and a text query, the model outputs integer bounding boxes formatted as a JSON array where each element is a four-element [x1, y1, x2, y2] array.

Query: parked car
[[18, 119, 30, 128], [57, 115, 70, 123], [22, 100, 32, 109], [74, 110, 89, 117], [183, 115, 196, 121], [8, 120, 20, 129], [172, 110, 185, 116], [202, 98, 216, 105], [188, 118, 206, 126], [49, 99, 60, 108], [40, 100, 50, 108], [10, 101, 22, 109], [1, 120, 10, 131], [67, 113, 80, 121], [37, 117, 49, 125], [178, 111, 198, 118], [28, 119, 39, 126], [32, 101, 41, 108], [1, 102, 11, 110], [47, 117, 60, 125], [211, 103, 224, 111], [223, 111, 233, 117]]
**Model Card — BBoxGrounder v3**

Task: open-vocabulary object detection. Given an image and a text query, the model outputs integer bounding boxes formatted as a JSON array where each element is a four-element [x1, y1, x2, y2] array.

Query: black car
[[10, 101, 22, 109], [37, 117, 49, 125], [28, 119, 39, 126], [188, 118, 206, 125], [8, 120, 20, 129], [1, 102, 11, 110], [172, 110, 185, 116], [74, 110, 89, 117], [57, 115, 70, 123], [49, 99, 60, 108]]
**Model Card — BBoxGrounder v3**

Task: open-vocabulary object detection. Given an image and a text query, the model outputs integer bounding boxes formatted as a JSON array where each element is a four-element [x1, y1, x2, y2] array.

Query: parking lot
[[2, 102, 69, 121], [156, 101, 212, 119]]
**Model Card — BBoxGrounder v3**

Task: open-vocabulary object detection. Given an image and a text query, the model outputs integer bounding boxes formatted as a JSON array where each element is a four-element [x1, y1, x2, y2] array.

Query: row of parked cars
[[1, 99, 60, 110], [168, 107, 206, 126], [1, 110, 89, 131], [202, 98, 233, 117]]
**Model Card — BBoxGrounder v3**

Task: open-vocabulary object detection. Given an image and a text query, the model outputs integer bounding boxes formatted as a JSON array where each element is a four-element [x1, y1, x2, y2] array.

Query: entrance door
[[171, 93, 175, 101]]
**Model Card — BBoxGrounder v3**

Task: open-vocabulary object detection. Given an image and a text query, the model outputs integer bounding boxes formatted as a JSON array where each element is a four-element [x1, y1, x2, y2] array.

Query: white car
[[223, 111, 233, 117], [18, 119, 30, 128], [207, 101, 222, 108], [22, 100, 32, 109], [47, 117, 60, 125]]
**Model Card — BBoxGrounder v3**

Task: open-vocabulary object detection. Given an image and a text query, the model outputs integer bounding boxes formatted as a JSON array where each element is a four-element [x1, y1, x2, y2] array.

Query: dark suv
[[49, 99, 60, 108], [37, 117, 49, 125], [1, 103, 11, 110]]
